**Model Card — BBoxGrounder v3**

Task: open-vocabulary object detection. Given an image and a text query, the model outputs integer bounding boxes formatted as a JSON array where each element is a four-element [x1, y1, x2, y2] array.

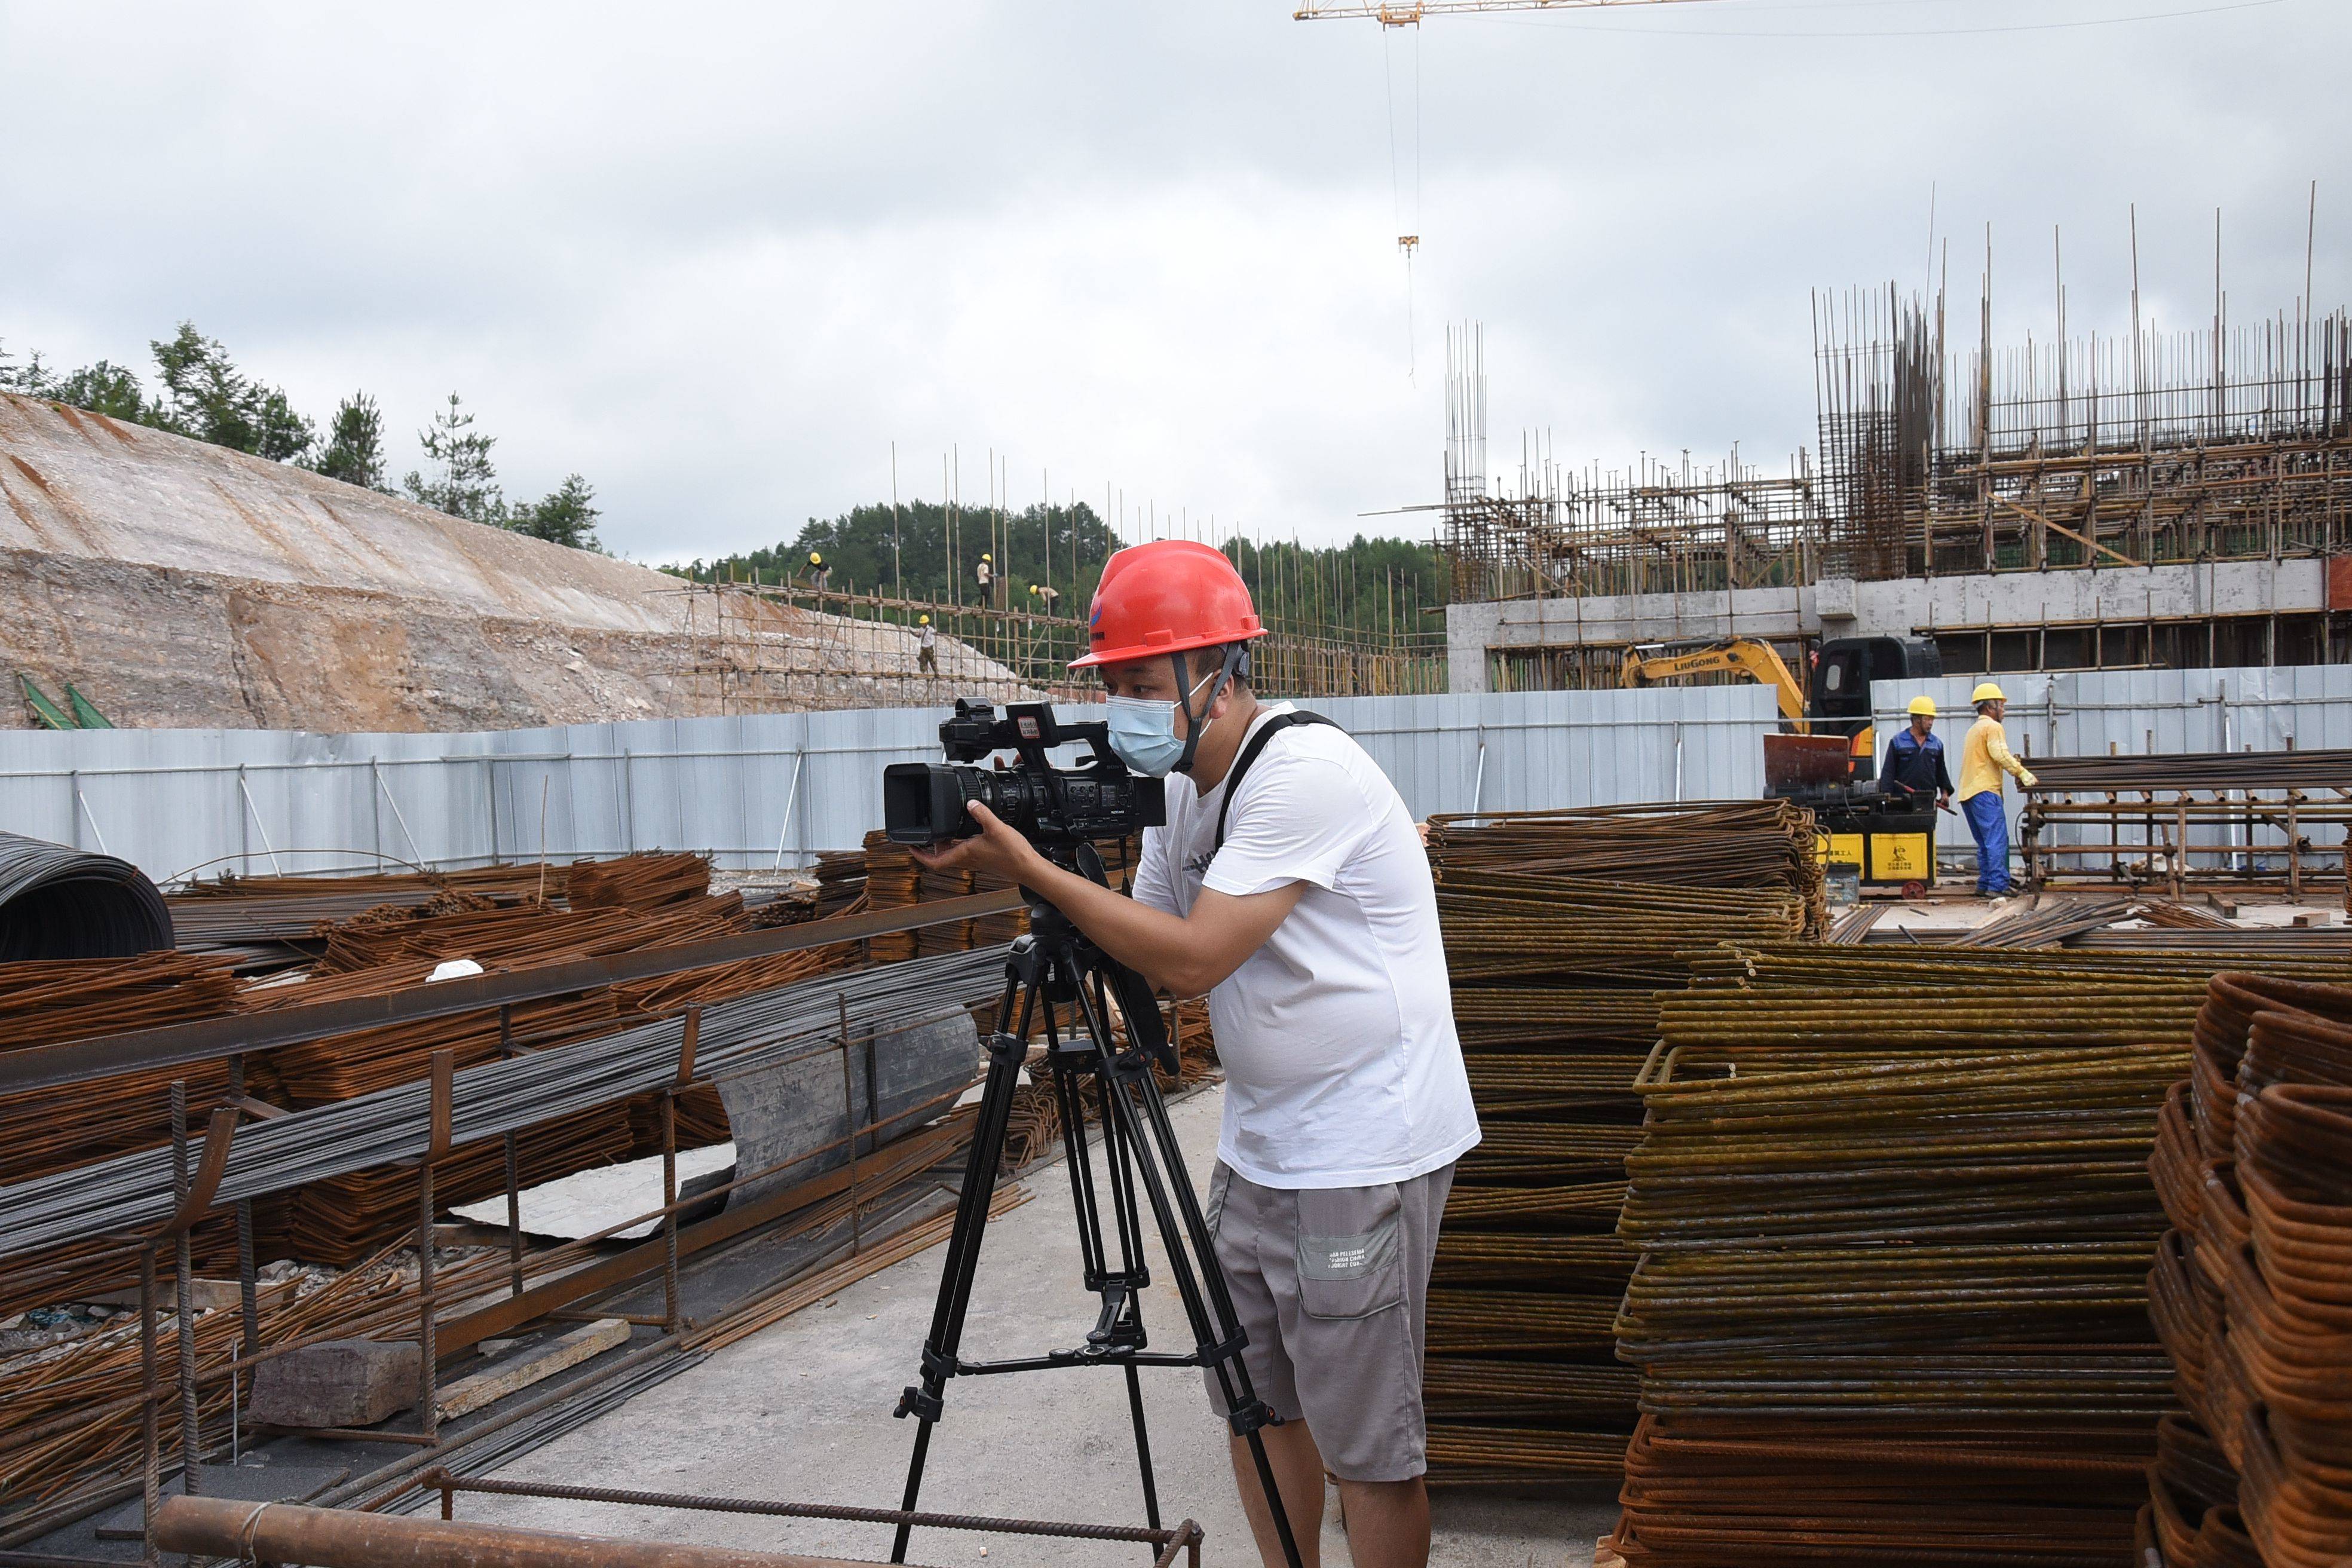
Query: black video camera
[[883, 699, 1166, 850]]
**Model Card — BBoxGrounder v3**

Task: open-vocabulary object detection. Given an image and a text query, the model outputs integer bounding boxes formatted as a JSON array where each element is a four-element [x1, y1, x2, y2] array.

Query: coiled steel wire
[[0, 831, 172, 960]]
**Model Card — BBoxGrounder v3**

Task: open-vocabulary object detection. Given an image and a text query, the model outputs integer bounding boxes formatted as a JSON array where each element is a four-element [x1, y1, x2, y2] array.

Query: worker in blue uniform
[[1881, 695, 1953, 811]]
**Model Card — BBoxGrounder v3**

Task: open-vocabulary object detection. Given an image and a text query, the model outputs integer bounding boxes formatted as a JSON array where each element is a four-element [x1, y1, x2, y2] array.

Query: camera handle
[[887, 856, 1305, 1568]]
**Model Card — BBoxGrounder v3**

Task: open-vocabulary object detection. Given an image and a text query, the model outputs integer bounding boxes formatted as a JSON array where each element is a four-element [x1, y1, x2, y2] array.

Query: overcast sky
[[2, 0, 2344, 565]]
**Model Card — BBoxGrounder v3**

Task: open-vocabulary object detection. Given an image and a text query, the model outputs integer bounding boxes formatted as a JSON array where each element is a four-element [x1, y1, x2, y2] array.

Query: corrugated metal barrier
[[0, 688, 1776, 884], [1870, 664, 2352, 867]]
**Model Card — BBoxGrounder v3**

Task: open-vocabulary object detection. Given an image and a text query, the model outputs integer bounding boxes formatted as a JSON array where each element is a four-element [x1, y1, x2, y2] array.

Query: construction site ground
[[456, 1084, 1616, 1567]]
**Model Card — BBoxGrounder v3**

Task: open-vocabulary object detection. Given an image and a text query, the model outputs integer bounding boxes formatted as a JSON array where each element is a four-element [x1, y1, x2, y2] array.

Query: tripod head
[[1015, 841, 1179, 1079]]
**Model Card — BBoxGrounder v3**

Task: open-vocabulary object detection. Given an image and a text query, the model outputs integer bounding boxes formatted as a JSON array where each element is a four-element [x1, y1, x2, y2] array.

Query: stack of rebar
[[1606, 944, 2305, 1567], [0, 953, 246, 1186], [1425, 800, 1827, 938], [1420, 807, 1821, 1486], [2145, 973, 2352, 1568]]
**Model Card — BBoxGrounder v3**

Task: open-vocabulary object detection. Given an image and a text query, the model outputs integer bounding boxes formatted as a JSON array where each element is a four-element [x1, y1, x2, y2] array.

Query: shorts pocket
[[1295, 1183, 1405, 1321], [1203, 1162, 1232, 1239]]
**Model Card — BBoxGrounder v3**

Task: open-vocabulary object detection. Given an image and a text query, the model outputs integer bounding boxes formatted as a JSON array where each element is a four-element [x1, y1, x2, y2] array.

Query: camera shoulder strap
[[1214, 710, 1340, 853]]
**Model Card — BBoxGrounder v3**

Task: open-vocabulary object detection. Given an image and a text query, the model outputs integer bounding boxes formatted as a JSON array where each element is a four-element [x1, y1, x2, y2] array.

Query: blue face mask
[[1105, 670, 1217, 777]]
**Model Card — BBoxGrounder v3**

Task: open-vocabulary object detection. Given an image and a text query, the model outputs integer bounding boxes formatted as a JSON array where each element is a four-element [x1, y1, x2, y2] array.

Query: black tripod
[[889, 846, 1305, 1568]]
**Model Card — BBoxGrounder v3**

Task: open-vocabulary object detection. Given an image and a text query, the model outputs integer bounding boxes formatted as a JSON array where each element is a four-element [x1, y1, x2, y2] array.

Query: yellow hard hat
[[1907, 696, 1938, 717], [981, 553, 993, 562], [808, 551, 822, 565], [918, 614, 930, 625], [1971, 681, 2007, 706]]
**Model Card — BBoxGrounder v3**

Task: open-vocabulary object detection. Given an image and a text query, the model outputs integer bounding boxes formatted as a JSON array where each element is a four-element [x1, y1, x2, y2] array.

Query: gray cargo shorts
[[1199, 1160, 1455, 1483]]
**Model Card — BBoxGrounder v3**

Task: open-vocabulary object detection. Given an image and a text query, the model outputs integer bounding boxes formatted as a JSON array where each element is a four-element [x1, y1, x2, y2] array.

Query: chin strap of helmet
[[1171, 643, 1251, 777]]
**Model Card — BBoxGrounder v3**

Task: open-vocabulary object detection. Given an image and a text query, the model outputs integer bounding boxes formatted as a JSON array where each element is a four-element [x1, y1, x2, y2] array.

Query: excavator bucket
[[1763, 732, 1850, 793], [19, 675, 78, 731]]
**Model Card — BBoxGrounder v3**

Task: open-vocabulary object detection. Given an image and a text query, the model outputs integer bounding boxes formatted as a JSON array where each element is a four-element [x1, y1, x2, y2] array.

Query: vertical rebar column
[[838, 994, 863, 1256], [139, 1244, 161, 1568], [418, 1049, 453, 1444], [663, 1008, 699, 1337], [498, 1006, 523, 1298], [168, 1082, 202, 1496], [228, 1056, 260, 1465]]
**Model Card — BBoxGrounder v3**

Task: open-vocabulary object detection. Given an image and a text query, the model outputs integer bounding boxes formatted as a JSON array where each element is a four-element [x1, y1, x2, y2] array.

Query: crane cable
[[1380, 23, 1425, 379]]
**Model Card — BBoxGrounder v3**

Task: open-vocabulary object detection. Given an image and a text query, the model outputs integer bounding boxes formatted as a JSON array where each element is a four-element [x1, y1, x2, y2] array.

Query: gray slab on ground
[[719, 1014, 977, 1208], [451, 1085, 1618, 1566]]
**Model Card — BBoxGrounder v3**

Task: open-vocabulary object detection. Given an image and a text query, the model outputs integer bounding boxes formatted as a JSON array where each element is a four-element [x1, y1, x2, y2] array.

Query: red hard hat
[[1070, 540, 1265, 669]]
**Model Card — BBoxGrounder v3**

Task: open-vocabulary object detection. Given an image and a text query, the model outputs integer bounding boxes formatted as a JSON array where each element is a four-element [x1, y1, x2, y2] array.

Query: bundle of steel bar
[[163, 853, 716, 957], [2071, 926, 2352, 956], [2026, 751, 2352, 795], [0, 953, 246, 1186], [1949, 895, 2148, 948], [1418, 827, 1817, 1487], [0, 1106, 993, 1531], [0, 945, 1008, 1260], [1425, 801, 1826, 936], [1614, 1416, 2155, 1568], [2144, 973, 2352, 1568], [2017, 751, 2352, 896], [1606, 945, 2249, 1567]]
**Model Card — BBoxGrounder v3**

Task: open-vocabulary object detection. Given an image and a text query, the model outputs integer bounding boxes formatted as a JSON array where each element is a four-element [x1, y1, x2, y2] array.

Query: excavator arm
[[1619, 639, 1809, 731]]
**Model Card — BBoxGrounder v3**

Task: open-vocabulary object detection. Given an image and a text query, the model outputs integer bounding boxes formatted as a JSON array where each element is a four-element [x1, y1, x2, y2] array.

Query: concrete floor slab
[[458, 1085, 1613, 1566]]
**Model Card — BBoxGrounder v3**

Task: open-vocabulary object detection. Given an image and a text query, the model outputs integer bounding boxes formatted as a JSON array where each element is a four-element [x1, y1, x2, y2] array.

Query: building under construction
[[1443, 280, 2352, 693]]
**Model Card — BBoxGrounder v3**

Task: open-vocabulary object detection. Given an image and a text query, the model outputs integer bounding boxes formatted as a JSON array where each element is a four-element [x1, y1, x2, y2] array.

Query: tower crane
[[1295, 0, 1723, 22]]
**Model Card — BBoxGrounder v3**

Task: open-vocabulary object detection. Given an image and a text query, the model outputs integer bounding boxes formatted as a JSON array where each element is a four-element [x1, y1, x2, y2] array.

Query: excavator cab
[[1806, 636, 1941, 783]]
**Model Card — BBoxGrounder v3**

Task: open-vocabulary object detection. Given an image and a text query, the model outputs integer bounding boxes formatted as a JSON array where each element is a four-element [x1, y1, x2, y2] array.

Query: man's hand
[[909, 801, 1304, 999], [1937, 792, 1952, 812], [907, 802, 1040, 886]]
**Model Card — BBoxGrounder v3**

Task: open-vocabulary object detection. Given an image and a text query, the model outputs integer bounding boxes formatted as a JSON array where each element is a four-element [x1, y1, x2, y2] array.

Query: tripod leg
[[1073, 984, 1307, 1568], [1124, 1362, 1162, 1538], [890, 1024, 1027, 1564]]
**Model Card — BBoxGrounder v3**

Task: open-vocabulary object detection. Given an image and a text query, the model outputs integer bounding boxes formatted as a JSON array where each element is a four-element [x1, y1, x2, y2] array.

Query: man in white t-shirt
[[911, 540, 1477, 1568]]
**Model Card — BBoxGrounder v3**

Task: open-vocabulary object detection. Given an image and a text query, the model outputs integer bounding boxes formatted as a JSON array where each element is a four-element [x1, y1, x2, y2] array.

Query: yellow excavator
[[1619, 638, 1811, 730], [1621, 635, 1947, 887]]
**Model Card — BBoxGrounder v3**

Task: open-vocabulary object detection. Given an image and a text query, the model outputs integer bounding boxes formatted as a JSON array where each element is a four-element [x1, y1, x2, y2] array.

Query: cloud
[[1, 0, 2342, 560]]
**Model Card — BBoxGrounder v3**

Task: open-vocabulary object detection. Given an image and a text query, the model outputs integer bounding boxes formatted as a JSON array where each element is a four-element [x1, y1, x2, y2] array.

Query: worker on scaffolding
[[805, 551, 831, 593], [915, 613, 937, 676], [975, 552, 994, 605], [1881, 696, 1953, 813], [1957, 682, 2038, 901], [911, 539, 1477, 1568]]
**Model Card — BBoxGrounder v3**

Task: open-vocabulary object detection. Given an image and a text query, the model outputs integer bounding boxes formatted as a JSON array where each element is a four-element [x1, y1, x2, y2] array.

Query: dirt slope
[[0, 393, 1002, 730]]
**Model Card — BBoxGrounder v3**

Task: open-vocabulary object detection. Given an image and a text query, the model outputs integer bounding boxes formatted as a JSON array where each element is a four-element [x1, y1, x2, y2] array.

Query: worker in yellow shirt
[[1956, 682, 2038, 899]]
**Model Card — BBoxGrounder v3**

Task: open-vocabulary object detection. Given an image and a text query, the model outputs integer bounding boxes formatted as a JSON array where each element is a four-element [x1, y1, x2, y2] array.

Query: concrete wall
[[0, 687, 1778, 884], [1449, 559, 2328, 691]]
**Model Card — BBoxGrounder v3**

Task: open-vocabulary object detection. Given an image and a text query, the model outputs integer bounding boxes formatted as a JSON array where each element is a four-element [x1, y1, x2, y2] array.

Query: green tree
[[149, 322, 313, 459], [0, 341, 56, 397], [44, 360, 151, 421], [402, 393, 507, 523], [512, 473, 601, 550], [308, 393, 390, 491]]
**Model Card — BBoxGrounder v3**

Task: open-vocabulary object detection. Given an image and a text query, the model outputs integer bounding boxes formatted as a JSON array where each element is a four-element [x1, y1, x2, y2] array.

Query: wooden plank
[[434, 1318, 629, 1422], [1992, 495, 2140, 568]]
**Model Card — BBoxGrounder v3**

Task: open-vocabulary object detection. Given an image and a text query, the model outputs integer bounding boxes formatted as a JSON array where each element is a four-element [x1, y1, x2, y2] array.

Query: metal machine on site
[[1624, 635, 1946, 889]]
